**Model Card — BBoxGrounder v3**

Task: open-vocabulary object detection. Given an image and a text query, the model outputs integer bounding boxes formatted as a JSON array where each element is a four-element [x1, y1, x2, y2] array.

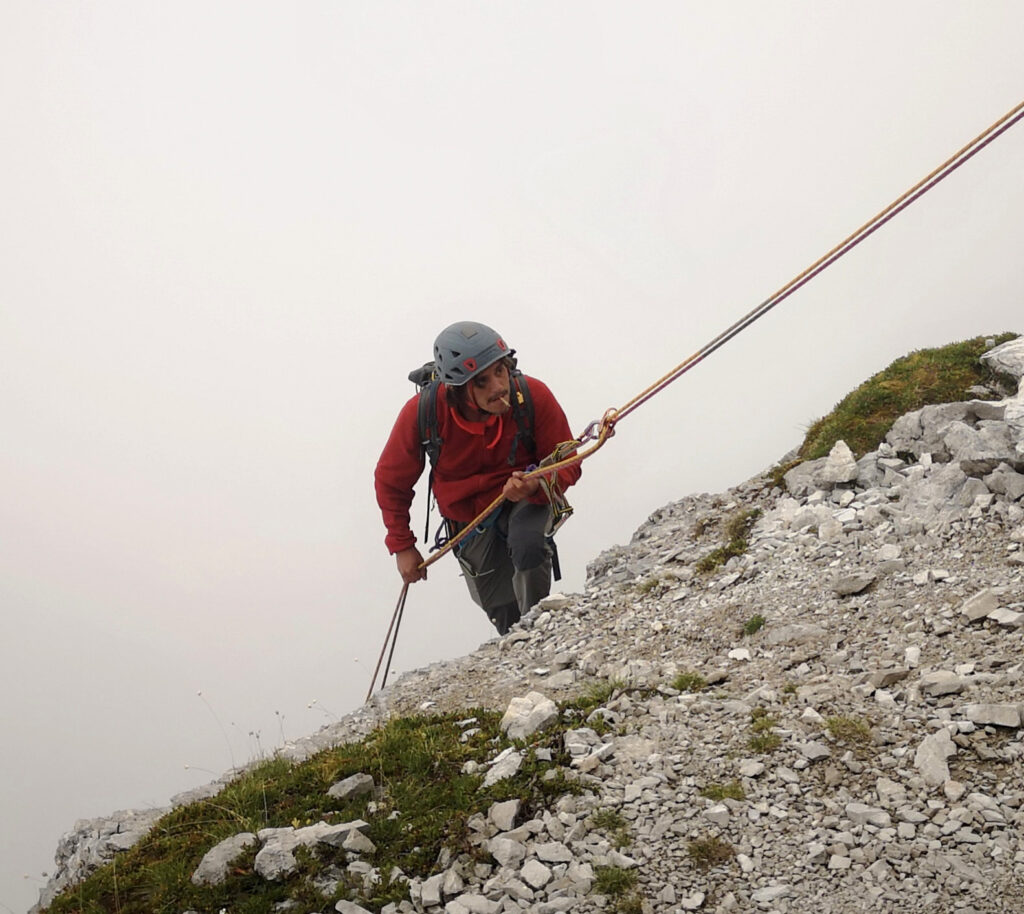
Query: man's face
[[467, 360, 511, 415]]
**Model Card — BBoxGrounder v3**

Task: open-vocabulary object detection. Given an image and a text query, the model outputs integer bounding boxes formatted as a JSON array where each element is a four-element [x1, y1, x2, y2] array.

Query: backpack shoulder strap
[[507, 370, 537, 465], [417, 378, 444, 469]]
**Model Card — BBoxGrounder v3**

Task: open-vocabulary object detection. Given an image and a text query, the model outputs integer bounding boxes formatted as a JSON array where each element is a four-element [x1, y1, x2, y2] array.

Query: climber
[[375, 321, 581, 634]]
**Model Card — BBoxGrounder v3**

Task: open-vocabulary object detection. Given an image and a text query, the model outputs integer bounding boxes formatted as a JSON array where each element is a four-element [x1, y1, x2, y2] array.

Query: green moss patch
[[799, 333, 1017, 460]]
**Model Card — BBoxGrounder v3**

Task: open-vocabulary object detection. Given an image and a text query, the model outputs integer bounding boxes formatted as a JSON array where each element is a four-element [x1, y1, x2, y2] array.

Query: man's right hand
[[396, 547, 427, 584]]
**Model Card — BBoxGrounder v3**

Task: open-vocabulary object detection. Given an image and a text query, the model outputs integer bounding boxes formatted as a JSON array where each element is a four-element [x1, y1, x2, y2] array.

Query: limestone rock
[[336, 902, 375, 914], [764, 623, 828, 646], [984, 463, 1024, 500], [520, 859, 552, 889], [981, 336, 1024, 380], [481, 749, 523, 788], [960, 589, 1000, 621], [191, 832, 257, 886], [832, 573, 876, 596], [327, 772, 375, 801], [914, 729, 957, 787], [920, 670, 966, 696], [487, 799, 520, 832], [487, 836, 526, 867], [963, 703, 1021, 728], [254, 828, 300, 881], [988, 607, 1024, 628], [499, 692, 558, 741]]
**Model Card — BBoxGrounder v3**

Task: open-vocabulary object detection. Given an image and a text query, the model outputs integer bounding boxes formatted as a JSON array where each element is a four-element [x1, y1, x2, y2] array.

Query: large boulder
[[816, 440, 859, 486], [943, 420, 1017, 476], [886, 403, 972, 461], [980, 336, 1024, 380]]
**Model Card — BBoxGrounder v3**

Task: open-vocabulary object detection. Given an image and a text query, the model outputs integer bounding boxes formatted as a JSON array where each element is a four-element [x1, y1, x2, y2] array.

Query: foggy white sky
[[2, 3, 1023, 910]]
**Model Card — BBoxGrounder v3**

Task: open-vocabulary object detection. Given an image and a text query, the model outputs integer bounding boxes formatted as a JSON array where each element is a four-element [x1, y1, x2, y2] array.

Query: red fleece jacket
[[374, 376, 581, 554]]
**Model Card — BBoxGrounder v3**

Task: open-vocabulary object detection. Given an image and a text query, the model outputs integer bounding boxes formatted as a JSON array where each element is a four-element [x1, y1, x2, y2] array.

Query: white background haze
[[2, 3, 1023, 910]]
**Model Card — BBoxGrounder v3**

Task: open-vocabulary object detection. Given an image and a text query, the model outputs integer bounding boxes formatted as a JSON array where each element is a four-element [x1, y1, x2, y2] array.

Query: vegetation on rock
[[44, 710, 581, 914], [798, 333, 1018, 460], [695, 508, 762, 574]]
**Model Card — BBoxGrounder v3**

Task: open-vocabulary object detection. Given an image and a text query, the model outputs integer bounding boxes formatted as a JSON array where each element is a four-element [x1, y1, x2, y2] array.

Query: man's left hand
[[503, 470, 540, 502]]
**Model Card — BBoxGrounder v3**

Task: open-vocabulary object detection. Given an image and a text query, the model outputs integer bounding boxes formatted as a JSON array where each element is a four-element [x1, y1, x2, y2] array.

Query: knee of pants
[[507, 532, 549, 571]]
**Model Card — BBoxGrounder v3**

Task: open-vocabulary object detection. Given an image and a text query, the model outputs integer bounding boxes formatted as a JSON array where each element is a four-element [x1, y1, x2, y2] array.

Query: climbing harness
[[366, 97, 1024, 700]]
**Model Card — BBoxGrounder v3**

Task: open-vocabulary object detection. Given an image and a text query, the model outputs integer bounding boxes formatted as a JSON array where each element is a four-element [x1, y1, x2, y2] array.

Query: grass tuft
[[826, 715, 873, 745], [696, 508, 761, 574], [568, 680, 618, 715], [687, 837, 735, 869], [747, 708, 781, 753], [589, 808, 631, 849], [670, 671, 708, 693], [741, 615, 766, 637], [593, 865, 638, 896], [748, 732, 782, 752], [700, 781, 745, 801]]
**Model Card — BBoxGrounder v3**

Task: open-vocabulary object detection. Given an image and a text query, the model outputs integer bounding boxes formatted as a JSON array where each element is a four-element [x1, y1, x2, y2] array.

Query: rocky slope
[[35, 338, 1024, 914]]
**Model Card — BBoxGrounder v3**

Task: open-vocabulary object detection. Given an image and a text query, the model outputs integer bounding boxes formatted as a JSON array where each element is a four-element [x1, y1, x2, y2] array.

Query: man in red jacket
[[375, 321, 581, 634]]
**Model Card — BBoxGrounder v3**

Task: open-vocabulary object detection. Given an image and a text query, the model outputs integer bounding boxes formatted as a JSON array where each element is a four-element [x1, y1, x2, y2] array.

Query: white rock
[[534, 841, 573, 863], [751, 885, 791, 903], [520, 859, 552, 889], [482, 751, 522, 788], [845, 803, 891, 827], [537, 593, 572, 611], [988, 608, 1024, 628], [487, 837, 526, 867], [920, 670, 965, 696], [327, 772, 375, 801], [704, 804, 730, 826], [336, 901, 375, 914], [738, 760, 765, 777], [960, 589, 1000, 621], [191, 832, 258, 886], [964, 703, 1021, 728], [499, 692, 559, 741], [488, 799, 520, 832], [421, 873, 445, 907], [914, 728, 957, 787], [800, 741, 831, 761], [800, 707, 825, 725]]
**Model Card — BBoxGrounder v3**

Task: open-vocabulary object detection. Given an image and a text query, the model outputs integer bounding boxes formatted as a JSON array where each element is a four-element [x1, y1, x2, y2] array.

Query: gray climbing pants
[[453, 500, 553, 635]]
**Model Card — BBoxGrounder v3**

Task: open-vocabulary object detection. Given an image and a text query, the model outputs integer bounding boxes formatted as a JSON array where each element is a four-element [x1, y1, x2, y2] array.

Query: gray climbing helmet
[[433, 321, 514, 386]]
